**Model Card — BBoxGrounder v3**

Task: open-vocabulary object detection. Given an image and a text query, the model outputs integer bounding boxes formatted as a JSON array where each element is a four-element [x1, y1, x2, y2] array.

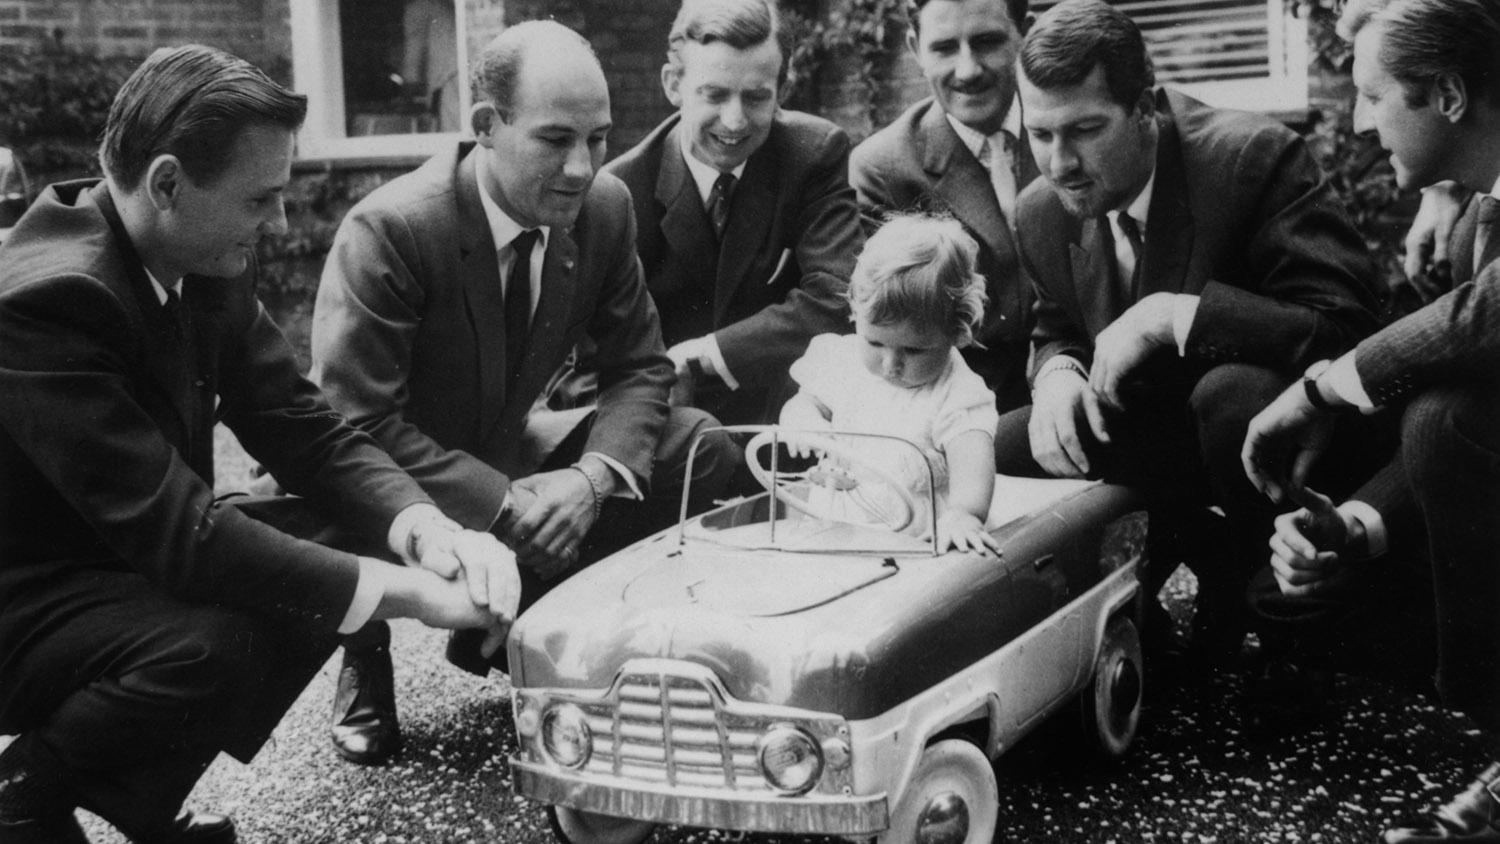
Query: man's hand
[[1029, 368, 1109, 478], [502, 469, 598, 579], [365, 559, 513, 658], [1089, 293, 1177, 410], [1403, 180, 1468, 284], [1266, 487, 1354, 598], [1241, 382, 1336, 505], [410, 519, 521, 620]]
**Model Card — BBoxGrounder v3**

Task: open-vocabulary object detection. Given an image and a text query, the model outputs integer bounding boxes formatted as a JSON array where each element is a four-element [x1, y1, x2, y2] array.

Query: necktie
[[162, 287, 185, 340], [505, 229, 540, 393], [980, 132, 1019, 228], [708, 173, 735, 241], [1474, 195, 1500, 276], [1115, 212, 1144, 296]]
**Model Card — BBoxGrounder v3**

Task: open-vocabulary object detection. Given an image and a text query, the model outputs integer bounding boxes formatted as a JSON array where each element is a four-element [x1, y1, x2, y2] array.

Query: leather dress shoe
[[1384, 762, 1500, 843], [331, 638, 402, 765], [127, 810, 235, 844]]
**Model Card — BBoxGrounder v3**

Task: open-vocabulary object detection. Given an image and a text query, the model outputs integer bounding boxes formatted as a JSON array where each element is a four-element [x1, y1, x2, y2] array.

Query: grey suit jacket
[[850, 98, 1039, 411]]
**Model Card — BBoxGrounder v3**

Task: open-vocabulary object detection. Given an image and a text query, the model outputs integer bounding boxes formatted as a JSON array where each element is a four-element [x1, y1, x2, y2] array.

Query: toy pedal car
[[508, 427, 1148, 844]]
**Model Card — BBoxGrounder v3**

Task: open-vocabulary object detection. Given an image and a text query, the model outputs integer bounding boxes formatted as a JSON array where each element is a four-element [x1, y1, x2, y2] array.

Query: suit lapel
[[715, 143, 777, 324], [1452, 196, 1482, 286], [454, 149, 508, 437], [1138, 112, 1193, 297], [922, 107, 1027, 288], [93, 185, 196, 439], [1073, 217, 1123, 331], [656, 125, 719, 297]]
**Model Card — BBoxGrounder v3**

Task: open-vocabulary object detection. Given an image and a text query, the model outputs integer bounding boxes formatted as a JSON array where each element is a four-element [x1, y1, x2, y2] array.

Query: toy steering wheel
[[746, 430, 919, 533]]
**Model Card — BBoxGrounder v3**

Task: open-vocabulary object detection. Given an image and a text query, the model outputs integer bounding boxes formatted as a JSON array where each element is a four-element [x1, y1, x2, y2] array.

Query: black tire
[[546, 805, 655, 844], [1079, 614, 1144, 759]]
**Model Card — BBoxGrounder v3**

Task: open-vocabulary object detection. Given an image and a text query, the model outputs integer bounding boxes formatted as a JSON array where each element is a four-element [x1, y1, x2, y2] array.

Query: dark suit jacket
[[1018, 89, 1382, 381], [0, 182, 429, 720], [850, 97, 1039, 412], [602, 110, 863, 423], [313, 143, 673, 528]]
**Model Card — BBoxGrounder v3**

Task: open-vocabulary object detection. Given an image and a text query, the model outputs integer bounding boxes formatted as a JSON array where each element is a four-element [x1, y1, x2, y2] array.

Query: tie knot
[[512, 228, 540, 257], [711, 172, 736, 198], [708, 173, 735, 240]]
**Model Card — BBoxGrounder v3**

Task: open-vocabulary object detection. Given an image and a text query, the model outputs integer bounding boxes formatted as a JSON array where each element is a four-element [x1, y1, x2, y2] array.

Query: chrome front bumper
[[511, 759, 889, 835]]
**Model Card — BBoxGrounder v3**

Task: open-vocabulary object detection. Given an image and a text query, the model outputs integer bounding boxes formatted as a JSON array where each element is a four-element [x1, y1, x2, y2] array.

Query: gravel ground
[[66, 429, 1488, 843]]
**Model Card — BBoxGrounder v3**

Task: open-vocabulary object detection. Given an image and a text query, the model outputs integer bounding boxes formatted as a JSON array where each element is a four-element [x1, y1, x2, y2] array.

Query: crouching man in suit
[[0, 45, 519, 844], [311, 21, 738, 766]]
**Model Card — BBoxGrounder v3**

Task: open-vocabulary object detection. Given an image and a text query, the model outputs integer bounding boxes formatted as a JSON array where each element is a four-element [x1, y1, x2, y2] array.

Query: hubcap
[[916, 791, 970, 844], [1109, 657, 1142, 733]]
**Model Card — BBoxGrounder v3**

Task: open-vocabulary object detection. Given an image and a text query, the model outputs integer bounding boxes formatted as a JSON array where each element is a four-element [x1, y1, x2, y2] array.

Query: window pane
[[339, 0, 461, 137]]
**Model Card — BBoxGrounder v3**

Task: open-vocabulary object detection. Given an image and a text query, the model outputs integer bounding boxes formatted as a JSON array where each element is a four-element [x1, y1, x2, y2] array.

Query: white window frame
[[290, 0, 471, 162]]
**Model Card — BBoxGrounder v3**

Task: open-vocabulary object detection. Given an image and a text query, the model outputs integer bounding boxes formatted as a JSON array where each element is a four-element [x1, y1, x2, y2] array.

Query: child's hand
[[936, 511, 1000, 556], [780, 426, 830, 459]]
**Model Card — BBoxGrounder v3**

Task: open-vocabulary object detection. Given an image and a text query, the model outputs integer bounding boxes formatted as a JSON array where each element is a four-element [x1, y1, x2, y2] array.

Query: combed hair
[[1019, 0, 1154, 110], [666, 0, 793, 89], [905, 0, 1030, 35], [1339, 0, 1500, 108], [100, 44, 306, 191], [471, 20, 598, 113], [850, 213, 988, 349]]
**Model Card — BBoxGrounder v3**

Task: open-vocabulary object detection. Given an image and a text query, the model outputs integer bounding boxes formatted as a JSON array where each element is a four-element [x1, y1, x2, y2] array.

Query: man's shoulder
[[853, 99, 937, 163], [603, 117, 676, 192], [765, 109, 851, 165], [0, 180, 116, 295], [1163, 89, 1300, 170], [348, 143, 467, 225]]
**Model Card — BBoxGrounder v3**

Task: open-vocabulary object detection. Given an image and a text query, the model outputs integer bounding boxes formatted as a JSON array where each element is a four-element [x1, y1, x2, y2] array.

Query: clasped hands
[[1029, 293, 1178, 478], [497, 466, 603, 581]]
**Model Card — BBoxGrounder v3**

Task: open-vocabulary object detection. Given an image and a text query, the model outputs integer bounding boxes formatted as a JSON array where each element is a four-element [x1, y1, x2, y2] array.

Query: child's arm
[[937, 429, 1001, 555], [779, 390, 833, 458]]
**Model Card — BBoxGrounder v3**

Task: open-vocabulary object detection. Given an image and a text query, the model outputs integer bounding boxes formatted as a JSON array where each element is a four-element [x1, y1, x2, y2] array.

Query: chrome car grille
[[580, 670, 768, 791]]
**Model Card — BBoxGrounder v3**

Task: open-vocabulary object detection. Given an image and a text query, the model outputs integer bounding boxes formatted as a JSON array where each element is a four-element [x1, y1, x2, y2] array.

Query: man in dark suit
[[1243, 0, 1500, 838], [850, 0, 1037, 412], [575, 0, 863, 426], [994, 0, 1383, 664], [0, 45, 518, 844], [312, 22, 736, 765]]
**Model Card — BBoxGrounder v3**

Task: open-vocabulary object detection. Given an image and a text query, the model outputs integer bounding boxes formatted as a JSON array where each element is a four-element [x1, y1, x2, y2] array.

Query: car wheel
[[1079, 613, 1144, 759], [882, 738, 997, 844], [547, 805, 655, 844]]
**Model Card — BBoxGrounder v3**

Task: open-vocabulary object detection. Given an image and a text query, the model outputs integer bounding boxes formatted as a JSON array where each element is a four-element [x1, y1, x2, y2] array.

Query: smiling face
[[910, 0, 1022, 136], [1019, 64, 1155, 219], [855, 313, 953, 389], [1351, 22, 1453, 191], [158, 123, 293, 280], [475, 48, 611, 229], [663, 37, 782, 173]]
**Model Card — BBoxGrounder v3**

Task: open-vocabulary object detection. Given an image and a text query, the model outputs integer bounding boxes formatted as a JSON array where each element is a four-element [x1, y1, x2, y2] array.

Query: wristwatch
[[1301, 359, 1337, 411]]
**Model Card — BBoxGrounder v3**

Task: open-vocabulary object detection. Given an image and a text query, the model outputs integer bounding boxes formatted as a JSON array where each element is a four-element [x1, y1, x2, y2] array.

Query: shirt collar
[[945, 96, 1024, 162], [1487, 173, 1500, 201], [475, 152, 550, 252], [1110, 166, 1157, 234], [144, 267, 181, 306], [678, 126, 748, 207]]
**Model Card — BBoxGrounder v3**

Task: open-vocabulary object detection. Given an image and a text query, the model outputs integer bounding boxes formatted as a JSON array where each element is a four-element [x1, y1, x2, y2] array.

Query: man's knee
[[138, 607, 268, 708], [994, 405, 1039, 475], [1401, 385, 1500, 487], [1189, 364, 1287, 429], [655, 406, 741, 501]]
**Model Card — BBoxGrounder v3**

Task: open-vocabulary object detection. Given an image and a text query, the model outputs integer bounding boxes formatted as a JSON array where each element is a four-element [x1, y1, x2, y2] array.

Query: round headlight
[[541, 703, 592, 769], [758, 725, 823, 794]]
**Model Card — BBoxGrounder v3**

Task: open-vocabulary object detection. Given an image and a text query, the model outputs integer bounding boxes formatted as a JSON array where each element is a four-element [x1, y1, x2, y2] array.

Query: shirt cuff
[[1324, 351, 1375, 410], [702, 335, 739, 391], [583, 451, 644, 500], [1338, 499, 1388, 558], [1171, 294, 1200, 356], [338, 558, 386, 634]]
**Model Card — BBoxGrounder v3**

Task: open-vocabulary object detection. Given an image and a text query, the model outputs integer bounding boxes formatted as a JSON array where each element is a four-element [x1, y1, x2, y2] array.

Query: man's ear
[[1133, 87, 1156, 124], [144, 155, 184, 211], [471, 101, 502, 147], [1433, 72, 1469, 124], [906, 27, 919, 55], [661, 63, 684, 108]]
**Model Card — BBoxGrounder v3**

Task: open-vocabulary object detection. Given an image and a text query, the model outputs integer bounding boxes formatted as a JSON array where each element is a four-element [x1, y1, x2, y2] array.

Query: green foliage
[[0, 34, 139, 186], [781, 0, 908, 110]]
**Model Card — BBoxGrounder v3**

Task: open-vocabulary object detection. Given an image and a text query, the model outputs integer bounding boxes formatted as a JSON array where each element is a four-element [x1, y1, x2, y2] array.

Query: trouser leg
[[1402, 385, 1500, 733]]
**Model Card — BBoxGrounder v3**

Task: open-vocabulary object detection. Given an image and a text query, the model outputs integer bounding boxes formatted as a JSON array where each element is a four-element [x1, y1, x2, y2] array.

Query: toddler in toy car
[[780, 213, 1001, 553]]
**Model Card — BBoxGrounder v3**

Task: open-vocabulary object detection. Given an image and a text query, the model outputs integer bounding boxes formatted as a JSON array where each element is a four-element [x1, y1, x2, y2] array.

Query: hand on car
[[1089, 293, 1177, 411], [1267, 486, 1353, 598], [502, 469, 597, 580], [1029, 367, 1108, 478], [1240, 382, 1336, 505], [936, 510, 1000, 556]]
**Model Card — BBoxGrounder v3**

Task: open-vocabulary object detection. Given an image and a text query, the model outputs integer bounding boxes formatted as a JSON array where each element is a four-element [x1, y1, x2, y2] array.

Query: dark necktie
[[708, 173, 735, 241], [1115, 212, 1144, 296], [505, 229, 540, 393], [162, 287, 185, 340], [1475, 195, 1500, 276]]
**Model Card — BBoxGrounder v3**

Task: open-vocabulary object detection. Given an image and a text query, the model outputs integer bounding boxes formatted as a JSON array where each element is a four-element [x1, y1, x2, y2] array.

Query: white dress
[[787, 333, 1000, 538]]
